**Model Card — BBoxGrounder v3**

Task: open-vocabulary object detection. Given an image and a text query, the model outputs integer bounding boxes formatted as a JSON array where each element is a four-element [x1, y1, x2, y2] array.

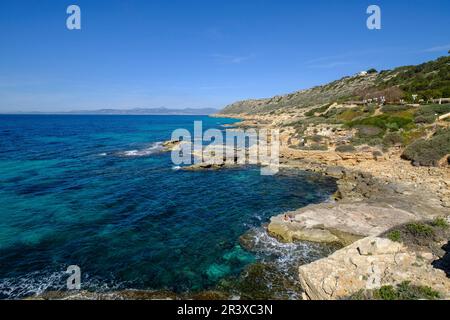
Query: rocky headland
[[210, 56, 450, 299], [207, 113, 450, 299]]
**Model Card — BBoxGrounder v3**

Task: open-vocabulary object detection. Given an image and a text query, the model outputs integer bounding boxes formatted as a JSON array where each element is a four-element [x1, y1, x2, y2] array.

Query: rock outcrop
[[298, 237, 450, 300], [267, 202, 431, 246], [162, 139, 183, 151]]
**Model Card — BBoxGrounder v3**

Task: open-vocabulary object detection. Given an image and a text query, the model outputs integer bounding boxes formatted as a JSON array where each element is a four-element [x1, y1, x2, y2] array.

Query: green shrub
[[414, 115, 436, 124], [299, 144, 328, 151], [323, 108, 338, 118], [351, 136, 383, 147], [432, 217, 449, 229], [335, 145, 356, 153], [401, 128, 450, 166], [416, 104, 450, 118], [374, 57, 450, 100], [383, 132, 404, 147], [338, 109, 365, 122], [413, 104, 450, 124], [363, 105, 377, 114], [348, 115, 413, 131], [402, 128, 427, 145], [372, 150, 383, 158], [351, 124, 384, 146], [395, 282, 440, 300], [305, 104, 331, 117], [388, 230, 401, 242], [373, 285, 398, 300], [307, 135, 325, 143], [381, 105, 411, 113], [406, 223, 435, 237], [372, 282, 440, 300], [367, 138, 384, 146], [355, 125, 383, 137]]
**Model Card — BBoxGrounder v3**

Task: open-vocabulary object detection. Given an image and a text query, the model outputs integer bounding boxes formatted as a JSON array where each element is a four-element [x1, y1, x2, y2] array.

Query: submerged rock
[[219, 262, 303, 300], [182, 162, 228, 171]]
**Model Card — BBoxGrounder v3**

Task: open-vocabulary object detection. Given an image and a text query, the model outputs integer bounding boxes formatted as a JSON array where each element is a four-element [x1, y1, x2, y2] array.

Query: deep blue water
[[0, 115, 336, 298]]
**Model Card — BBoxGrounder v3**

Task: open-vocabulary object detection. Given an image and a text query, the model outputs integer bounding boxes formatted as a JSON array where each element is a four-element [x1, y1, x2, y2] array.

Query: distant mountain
[[66, 107, 219, 115], [3, 107, 219, 115]]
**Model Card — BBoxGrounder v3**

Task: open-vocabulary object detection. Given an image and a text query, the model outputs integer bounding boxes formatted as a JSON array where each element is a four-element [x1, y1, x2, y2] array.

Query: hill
[[219, 56, 450, 115]]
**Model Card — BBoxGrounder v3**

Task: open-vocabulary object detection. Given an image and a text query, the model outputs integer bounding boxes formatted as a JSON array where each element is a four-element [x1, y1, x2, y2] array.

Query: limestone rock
[[162, 139, 182, 151], [268, 218, 341, 243], [268, 202, 422, 246], [325, 166, 345, 179], [298, 237, 450, 300]]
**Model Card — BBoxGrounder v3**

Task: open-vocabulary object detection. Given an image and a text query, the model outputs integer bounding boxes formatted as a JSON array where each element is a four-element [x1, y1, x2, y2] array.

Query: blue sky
[[0, 0, 449, 112]]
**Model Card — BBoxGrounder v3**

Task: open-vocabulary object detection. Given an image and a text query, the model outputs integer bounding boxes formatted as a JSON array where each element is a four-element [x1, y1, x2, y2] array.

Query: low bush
[[362, 105, 377, 114], [355, 125, 383, 137], [401, 128, 427, 145], [387, 230, 401, 242], [335, 145, 356, 153], [415, 104, 450, 118], [401, 128, 450, 166], [381, 105, 411, 113], [307, 135, 325, 143], [305, 104, 331, 117], [351, 137, 383, 147], [348, 114, 414, 131], [372, 150, 383, 158], [350, 281, 441, 300], [406, 223, 435, 238], [414, 115, 436, 124], [337, 109, 365, 122], [432, 217, 449, 229], [322, 107, 338, 118], [374, 282, 440, 300], [300, 144, 328, 151], [383, 132, 404, 147]]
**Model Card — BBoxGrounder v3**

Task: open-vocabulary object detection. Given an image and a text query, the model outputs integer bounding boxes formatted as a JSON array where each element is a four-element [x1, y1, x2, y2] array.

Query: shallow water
[[0, 115, 337, 299]]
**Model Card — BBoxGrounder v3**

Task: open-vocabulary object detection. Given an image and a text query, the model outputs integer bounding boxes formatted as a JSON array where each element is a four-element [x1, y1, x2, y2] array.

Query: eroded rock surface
[[268, 202, 428, 246], [298, 237, 450, 300]]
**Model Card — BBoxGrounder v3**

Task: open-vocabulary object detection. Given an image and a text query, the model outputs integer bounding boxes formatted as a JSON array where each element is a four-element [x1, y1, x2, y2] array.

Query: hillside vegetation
[[219, 56, 450, 115], [218, 56, 450, 167]]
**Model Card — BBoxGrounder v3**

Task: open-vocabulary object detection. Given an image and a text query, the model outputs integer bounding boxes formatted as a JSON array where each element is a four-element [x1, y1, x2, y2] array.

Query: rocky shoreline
[[30, 117, 449, 300], [210, 114, 450, 300]]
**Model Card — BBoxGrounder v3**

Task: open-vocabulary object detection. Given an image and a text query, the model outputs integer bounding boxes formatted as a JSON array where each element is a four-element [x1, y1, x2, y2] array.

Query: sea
[[0, 115, 337, 299]]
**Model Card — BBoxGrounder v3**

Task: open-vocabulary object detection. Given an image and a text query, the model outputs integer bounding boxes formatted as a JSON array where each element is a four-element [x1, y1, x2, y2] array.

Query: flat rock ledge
[[298, 237, 450, 300], [267, 202, 429, 246], [162, 140, 183, 151]]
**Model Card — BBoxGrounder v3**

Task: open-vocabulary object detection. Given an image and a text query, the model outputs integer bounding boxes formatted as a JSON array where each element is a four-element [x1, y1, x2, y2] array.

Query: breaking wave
[[119, 142, 164, 157]]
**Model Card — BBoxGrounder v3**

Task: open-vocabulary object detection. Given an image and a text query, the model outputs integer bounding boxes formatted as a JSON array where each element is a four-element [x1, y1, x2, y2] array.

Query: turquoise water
[[0, 115, 336, 298]]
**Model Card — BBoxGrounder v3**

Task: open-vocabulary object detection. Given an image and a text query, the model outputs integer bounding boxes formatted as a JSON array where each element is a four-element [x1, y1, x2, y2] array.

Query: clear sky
[[0, 0, 449, 112]]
